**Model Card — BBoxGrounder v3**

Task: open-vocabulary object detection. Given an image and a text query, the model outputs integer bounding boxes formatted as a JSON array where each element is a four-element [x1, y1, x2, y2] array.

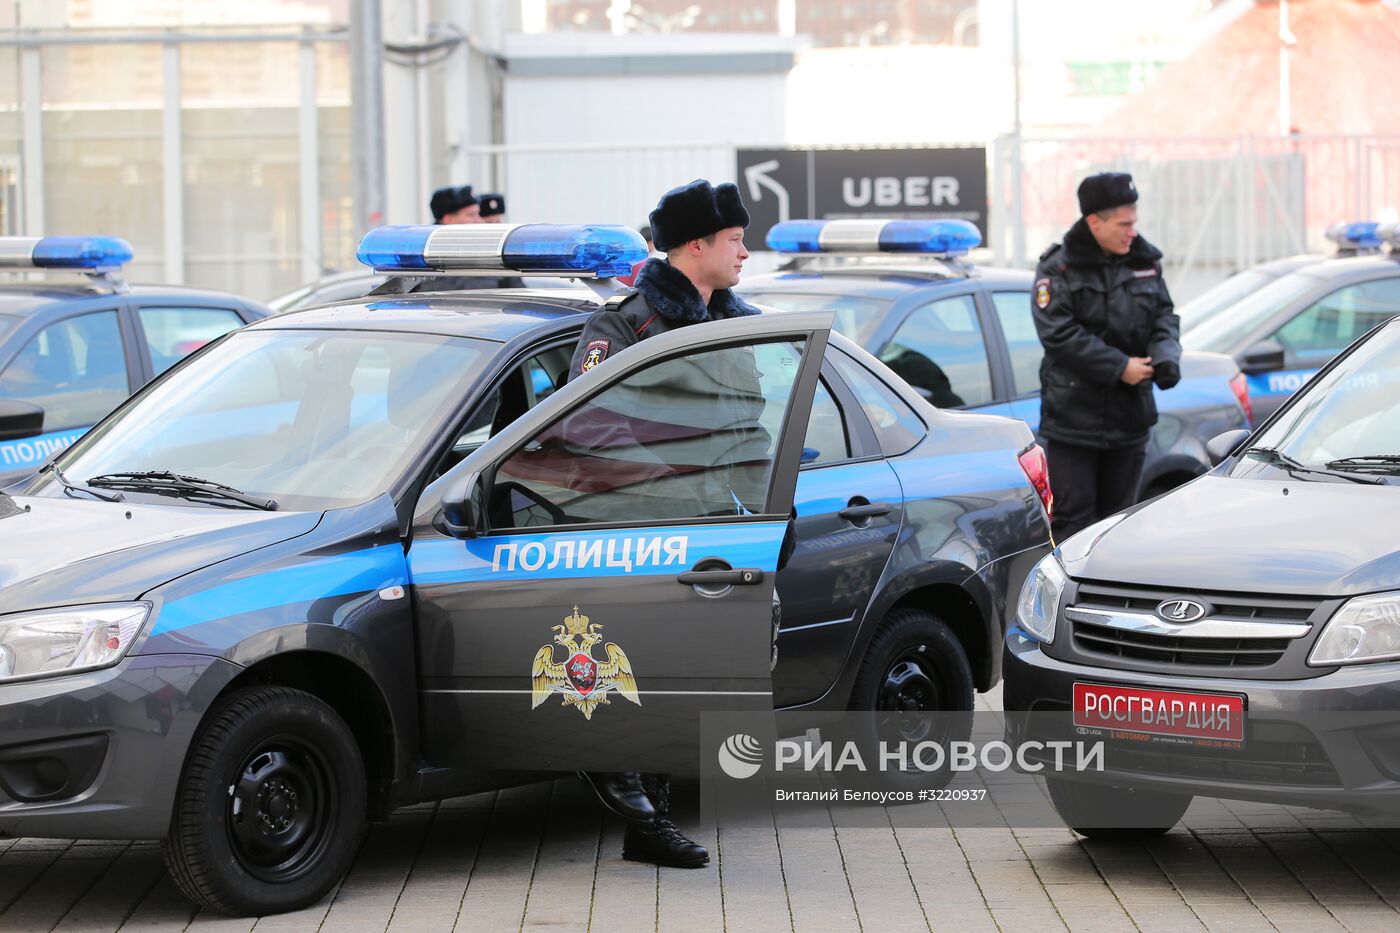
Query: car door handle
[[677, 569, 765, 586], [838, 503, 891, 521]]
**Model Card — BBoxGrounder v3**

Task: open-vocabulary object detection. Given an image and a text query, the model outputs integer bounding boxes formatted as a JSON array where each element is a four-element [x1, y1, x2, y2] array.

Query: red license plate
[[1073, 682, 1245, 744]]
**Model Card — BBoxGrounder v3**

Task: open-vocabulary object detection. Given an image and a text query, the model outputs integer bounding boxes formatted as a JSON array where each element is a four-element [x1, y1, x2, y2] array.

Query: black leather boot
[[579, 771, 656, 823], [622, 773, 709, 868]]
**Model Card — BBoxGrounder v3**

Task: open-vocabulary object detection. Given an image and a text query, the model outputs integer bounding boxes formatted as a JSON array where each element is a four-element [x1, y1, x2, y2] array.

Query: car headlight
[[1309, 592, 1400, 666], [0, 603, 151, 684], [1015, 554, 1067, 644]]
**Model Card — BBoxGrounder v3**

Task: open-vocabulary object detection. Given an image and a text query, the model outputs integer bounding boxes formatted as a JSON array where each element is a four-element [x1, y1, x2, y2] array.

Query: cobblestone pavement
[[5, 691, 1400, 932]]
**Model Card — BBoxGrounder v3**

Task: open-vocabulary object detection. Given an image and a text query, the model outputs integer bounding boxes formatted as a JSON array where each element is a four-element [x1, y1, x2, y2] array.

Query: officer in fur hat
[[1032, 172, 1181, 540], [478, 193, 506, 223], [568, 179, 765, 870], [429, 185, 481, 224]]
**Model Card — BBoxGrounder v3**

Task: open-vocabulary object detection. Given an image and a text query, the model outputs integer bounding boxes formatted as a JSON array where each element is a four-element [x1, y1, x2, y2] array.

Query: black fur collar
[[633, 258, 761, 323], [1062, 217, 1163, 267]]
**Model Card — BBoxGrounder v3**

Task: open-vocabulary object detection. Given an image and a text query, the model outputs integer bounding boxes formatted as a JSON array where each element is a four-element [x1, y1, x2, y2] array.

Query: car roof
[[0, 280, 263, 316], [248, 288, 602, 342], [743, 263, 1033, 297], [1293, 252, 1400, 281]]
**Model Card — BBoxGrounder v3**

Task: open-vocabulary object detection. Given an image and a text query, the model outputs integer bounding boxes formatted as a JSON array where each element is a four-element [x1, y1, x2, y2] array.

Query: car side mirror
[[1238, 340, 1285, 375], [0, 400, 43, 442], [1206, 428, 1250, 466], [440, 469, 482, 539]]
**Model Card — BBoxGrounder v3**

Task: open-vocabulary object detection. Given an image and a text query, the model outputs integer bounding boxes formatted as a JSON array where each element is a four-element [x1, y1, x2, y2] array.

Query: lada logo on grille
[[1156, 599, 1207, 623]]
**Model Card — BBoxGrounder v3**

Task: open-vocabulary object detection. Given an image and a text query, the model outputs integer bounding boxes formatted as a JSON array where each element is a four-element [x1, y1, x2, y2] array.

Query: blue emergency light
[[766, 219, 982, 256], [357, 224, 647, 278], [0, 235, 134, 271], [1325, 222, 1383, 251]]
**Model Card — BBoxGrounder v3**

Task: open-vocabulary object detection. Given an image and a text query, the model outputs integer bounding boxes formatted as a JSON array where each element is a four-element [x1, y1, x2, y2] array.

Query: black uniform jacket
[[1031, 218, 1181, 449]]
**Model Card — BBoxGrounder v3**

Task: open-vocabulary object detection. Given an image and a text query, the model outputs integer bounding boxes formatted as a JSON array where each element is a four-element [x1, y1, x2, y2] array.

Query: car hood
[[0, 494, 321, 612], [1064, 475, 1400, 597]]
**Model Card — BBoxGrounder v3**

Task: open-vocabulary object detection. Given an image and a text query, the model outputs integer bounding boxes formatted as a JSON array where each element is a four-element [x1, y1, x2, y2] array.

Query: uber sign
[[736, 147, 987, 249]]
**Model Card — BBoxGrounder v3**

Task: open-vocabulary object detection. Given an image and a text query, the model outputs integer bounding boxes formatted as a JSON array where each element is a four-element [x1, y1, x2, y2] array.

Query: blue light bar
[[356, 224, 647, 278], [766, 219, 982, 256], [1326, 222, 1382, 251], [0, 235, 133, 271], [355, 227, 432, 270]]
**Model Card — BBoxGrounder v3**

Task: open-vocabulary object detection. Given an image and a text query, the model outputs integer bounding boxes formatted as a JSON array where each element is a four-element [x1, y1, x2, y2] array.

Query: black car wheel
[[847, 608, 974, 790], [1046, 776, 1191, 841], [163, 686, 367, 916]]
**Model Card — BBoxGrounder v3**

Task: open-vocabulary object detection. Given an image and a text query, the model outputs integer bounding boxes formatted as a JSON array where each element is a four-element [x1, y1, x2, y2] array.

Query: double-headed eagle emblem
[[531, 606, 640, 720]]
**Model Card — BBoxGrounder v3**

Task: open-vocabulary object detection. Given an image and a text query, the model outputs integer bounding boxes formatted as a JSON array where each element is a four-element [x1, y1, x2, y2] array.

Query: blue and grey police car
[[0, 224, 1050, 914], [739, 219, 1250, 499], [0, 236, 270, 484], [1183, 221, 1400, 422]]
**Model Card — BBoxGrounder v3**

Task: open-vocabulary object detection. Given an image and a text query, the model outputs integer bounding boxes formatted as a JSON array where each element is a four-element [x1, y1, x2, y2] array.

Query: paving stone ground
[[5, 688, 1400, 932]]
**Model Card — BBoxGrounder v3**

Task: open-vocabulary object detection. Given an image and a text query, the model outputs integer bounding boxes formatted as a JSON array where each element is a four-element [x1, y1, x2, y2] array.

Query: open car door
[[410, 311, 832, 774]]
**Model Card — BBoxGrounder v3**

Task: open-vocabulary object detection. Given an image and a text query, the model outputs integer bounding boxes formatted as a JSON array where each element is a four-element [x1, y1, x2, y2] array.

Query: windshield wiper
[[1325, 455, 1400, 474], [86, 471, 277, 510], [1243, 446, 1382, 485], [40, 462, 124, 502]]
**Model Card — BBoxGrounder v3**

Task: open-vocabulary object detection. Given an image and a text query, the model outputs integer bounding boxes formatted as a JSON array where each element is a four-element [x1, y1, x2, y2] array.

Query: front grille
[[1072, 621, 1290, 667], [1064, 582, 1324, 676]]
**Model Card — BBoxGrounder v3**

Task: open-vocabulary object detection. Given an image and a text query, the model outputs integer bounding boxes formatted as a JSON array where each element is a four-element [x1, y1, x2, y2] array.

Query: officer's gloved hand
[[1152, 359, 1181, 390]]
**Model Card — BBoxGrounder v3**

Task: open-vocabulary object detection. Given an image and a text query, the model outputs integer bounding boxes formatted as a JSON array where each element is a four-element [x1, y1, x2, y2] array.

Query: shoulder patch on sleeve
[[1035, 278, 1052, 309], [580, 338, 610, 374]]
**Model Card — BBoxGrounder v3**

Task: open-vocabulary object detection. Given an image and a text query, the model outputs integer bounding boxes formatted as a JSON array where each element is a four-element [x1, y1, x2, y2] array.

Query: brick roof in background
[[1100, 0, 1400, 136]]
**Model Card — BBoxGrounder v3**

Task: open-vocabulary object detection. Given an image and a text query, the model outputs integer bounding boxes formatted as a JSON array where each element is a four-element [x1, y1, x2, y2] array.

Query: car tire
[[845, 608, 975, 791], [1045, 776, 1191, 841], [162, 686, 368, 916]]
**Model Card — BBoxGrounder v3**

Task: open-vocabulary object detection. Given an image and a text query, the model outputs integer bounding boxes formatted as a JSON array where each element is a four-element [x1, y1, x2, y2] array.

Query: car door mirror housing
[[1238, 340, 1286, 375], [0, 400, 44, 442], [1206, 428, 1250, 466], [440, 469, 482, 539]]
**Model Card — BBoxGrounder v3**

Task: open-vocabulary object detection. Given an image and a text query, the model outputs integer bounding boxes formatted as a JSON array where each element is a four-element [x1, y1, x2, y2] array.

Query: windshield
[[1177, 270, 1278, 334], [1182, 271, 1320, 353], [740, 292, 890, 344], [1240, 322, 1400, 481], [45, 328, 489, 510]]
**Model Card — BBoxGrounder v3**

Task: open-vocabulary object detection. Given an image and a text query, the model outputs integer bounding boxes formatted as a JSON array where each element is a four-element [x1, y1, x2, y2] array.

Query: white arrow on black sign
[[744, 160, 790, 224]]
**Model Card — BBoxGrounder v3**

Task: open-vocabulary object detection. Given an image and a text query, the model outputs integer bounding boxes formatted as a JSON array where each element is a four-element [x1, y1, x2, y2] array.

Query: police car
[[1182, 221, 1400, 422], [1004, 312, 1400, 836], [0, 224, 1050, 914], [740, 220, 1250, 499], [0, 236, 270, 484], [1177, 222, 1390, 334]]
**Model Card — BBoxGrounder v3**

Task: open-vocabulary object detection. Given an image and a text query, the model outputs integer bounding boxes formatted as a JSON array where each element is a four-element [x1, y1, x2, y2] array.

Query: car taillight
[[1229, 372, 1253, 425], [1018, 443, 1053, 523]]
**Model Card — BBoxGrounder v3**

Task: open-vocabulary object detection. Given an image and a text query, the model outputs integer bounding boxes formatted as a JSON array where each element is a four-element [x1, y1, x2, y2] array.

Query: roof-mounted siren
[[1323, 221, 1399, 255], [0, 236, 134, 291], [766, 219, 983, 257], [357, 224, 648, 298]]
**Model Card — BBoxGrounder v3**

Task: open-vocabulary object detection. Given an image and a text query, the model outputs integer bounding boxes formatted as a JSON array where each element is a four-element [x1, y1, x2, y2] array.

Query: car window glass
[[880, 294, 993, 407], [828, 350, 925, 456], [740, 292, 891, 344], [138, 307, 245, 376], [57, 329, 490, 511], [435, 345, 574, 479], [490, 338, 806, 527], [1182, 271, 1319, 354], [990, 290, 1042, 395], [0, 311, 128, 433], [801, 377, 850, 465], [1271, 279, 1400, 363]]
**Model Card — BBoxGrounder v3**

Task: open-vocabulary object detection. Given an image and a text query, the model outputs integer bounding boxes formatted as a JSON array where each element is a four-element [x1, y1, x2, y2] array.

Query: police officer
[[1032, 172, 1181, 540], [429, 185, 482, 224], [570, 179, 760, 870], [479, 193, 506, 223]]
